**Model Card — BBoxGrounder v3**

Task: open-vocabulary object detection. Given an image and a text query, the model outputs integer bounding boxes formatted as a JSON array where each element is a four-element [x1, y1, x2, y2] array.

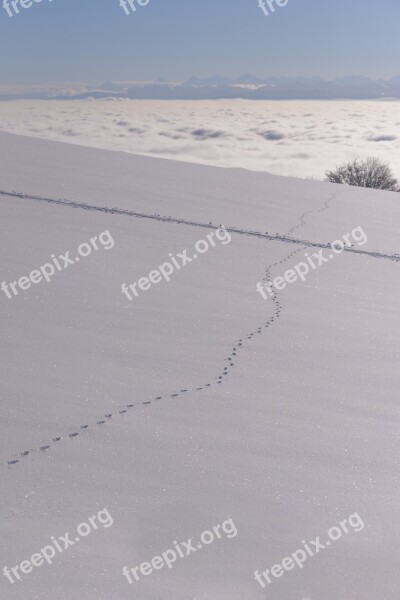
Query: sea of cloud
[[1, 99, 400, 180]]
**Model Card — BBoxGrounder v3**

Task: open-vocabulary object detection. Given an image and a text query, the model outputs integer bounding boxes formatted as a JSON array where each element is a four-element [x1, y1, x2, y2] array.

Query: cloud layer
[[1, 99, 399, 180]]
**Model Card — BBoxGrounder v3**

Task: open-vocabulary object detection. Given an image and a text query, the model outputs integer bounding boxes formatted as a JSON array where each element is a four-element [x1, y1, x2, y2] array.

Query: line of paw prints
[[217, 195, 340, 390], [285, 193, 338, 238], [215, 294, 282, 386], [213, 197, 328, 387], [215, 260, 284, 387], [6, 384, 215, 467]]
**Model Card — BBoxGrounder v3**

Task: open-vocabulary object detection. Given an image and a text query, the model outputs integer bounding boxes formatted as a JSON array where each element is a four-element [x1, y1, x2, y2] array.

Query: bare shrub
[[325, 157, 400, 191]]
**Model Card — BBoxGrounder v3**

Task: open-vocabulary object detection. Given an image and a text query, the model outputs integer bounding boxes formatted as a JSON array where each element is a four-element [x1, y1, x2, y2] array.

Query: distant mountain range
[[2, 75, 400, 100]]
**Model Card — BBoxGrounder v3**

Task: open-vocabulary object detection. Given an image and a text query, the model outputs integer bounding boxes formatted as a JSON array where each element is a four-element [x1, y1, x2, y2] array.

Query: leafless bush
[[325, 157, 400, 191]]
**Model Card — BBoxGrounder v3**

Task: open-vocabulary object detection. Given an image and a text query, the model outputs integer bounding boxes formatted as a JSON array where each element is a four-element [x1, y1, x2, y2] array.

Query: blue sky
[[0, 0, 399, 84]]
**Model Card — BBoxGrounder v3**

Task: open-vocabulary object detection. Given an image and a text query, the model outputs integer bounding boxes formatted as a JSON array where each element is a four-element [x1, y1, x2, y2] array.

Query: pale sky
[[0, 0, 399, 84]]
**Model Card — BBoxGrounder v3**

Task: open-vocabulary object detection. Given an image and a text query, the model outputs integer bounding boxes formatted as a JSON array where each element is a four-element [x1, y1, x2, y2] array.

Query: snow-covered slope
[[1, 131, 399, 600]]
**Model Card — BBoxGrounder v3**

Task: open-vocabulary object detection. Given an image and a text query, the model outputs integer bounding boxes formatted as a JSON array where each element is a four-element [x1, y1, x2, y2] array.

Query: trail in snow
[[1, 189, 399, 262]]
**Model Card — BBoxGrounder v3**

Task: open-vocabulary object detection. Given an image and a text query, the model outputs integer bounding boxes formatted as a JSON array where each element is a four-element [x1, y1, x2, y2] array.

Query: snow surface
[[1, 131, 400, 600]]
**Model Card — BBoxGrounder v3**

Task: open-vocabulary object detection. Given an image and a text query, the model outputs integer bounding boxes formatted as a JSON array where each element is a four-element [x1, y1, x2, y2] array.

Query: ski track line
[[0, 189, 390, 467], [1, 189, 399, 262]]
